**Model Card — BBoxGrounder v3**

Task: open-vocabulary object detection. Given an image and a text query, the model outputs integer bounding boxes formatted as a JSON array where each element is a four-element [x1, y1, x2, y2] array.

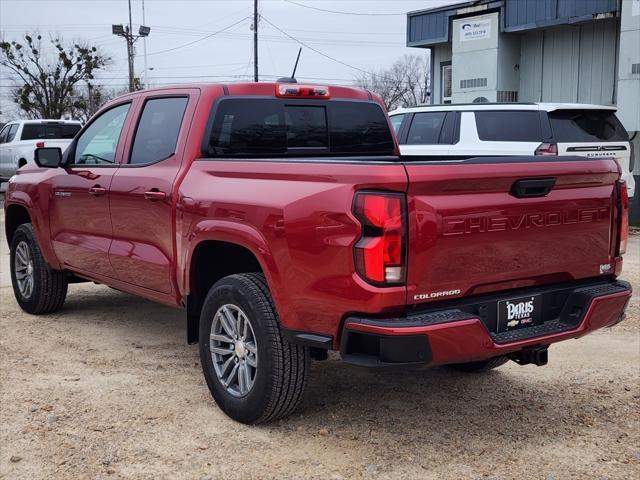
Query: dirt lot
[[0, 213, 638, 480]]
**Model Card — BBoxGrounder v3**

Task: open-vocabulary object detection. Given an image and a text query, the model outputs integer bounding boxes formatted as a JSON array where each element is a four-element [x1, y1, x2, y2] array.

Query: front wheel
[[10, 223, 68, 314], [199, 273, 309, 424]]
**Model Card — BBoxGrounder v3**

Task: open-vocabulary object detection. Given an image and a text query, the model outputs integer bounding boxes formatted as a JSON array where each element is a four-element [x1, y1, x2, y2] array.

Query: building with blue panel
[[407, 0, 640, 213]]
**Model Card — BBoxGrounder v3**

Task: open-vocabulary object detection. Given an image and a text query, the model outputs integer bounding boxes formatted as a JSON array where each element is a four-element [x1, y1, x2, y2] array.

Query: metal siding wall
[[432, 44, 452, 103], [578, 20, 617, 105], [617, 0, 640, 133], [519, 31, 544, 101], [505, 0, 557, 27], [408, 11, 448, 44], [541, 28, 580, 101], [504, 0, 617, 29], [559, 0, 617, 18], [518, 20, 617, 104]]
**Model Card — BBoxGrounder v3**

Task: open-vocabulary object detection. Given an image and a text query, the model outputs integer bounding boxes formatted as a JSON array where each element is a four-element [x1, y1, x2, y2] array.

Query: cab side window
[[6, 124, 19, 143], [0, 125, 10, 144], [73, 103, 131, 165], [129, 97, 188, 165]]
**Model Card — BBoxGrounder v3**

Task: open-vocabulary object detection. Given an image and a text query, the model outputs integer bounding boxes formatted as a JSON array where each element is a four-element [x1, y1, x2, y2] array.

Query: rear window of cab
[[206, 98, 394, 157]]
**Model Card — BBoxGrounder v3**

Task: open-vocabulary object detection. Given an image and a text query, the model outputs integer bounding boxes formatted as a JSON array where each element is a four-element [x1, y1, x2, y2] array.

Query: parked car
[[0, 119, 82, 181], [4, 83, 631, 424], [389, 103, 635, 197]]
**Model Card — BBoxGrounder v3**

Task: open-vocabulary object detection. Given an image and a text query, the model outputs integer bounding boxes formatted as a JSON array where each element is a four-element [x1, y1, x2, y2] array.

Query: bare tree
[[356, 54, 429, 111], [0, 34, 110, 119]]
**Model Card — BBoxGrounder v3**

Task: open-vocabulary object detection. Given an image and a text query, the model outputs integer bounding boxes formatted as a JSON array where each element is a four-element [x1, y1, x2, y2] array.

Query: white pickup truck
[[0, 120, 82, 181]]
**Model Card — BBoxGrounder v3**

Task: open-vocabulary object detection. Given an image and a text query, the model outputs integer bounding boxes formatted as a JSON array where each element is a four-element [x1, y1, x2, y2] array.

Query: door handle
[[89, 185, 107, 196], [510, 178, 556, 198], [144, 189, 167, 201]]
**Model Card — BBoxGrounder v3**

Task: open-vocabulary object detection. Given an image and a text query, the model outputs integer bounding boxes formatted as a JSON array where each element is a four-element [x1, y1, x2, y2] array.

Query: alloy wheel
[[210, 304, 258, 397], [14, 241, 34, 299]]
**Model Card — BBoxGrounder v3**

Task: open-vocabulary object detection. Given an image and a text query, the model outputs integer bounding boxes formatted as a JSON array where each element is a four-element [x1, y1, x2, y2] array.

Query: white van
[[389, 103, 635, 197]]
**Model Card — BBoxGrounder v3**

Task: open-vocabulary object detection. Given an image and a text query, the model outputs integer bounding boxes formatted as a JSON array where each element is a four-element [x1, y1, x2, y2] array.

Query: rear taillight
[[353, 192, 406, 285], [36, 141, 45, 148], [535, 143, 557, 156], [275, 84, 330, 99], [617, 180, 629, 255]]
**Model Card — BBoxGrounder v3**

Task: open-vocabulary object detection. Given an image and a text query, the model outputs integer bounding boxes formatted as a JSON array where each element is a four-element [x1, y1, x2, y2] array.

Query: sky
[[0, 0, 456, 120]]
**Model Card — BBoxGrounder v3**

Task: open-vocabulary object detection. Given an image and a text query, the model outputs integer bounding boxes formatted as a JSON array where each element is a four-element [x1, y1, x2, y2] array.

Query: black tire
[[10, 223, 68, 314], [199, 273, 309, 424], [448, 356, 509, 373]]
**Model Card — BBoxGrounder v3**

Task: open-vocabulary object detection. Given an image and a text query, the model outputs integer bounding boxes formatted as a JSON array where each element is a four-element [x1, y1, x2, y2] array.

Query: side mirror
[[34, 147, 63, 168]]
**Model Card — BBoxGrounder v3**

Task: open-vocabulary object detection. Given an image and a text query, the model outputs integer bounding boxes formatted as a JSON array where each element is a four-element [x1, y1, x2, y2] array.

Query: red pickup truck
[[4, 83, 631, 424]]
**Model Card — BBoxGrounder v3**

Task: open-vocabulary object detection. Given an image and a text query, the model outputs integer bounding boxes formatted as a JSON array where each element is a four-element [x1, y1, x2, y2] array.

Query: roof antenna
[[291, 47, 302, 79], [277, 48, 302, 84]]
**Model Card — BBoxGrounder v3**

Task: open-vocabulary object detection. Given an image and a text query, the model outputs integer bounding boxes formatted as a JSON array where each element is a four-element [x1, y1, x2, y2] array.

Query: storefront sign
[[459, 19, 492, 42]]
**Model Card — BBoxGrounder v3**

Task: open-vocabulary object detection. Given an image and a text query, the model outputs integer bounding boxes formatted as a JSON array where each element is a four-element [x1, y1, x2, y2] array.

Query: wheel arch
[[189, 240, 265, 307], [183, 219, 290, 344], [5, 203, 32, 247]]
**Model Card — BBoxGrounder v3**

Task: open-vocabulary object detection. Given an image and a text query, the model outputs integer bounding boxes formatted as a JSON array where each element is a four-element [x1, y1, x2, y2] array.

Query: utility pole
[[253, 0, 259, 82], [127, 0, 135, 91], [112, 0, 151, 92], [142, 0, 148, 87]]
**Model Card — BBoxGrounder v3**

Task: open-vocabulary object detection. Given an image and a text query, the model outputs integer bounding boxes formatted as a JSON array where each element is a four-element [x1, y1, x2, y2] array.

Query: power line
[[139, 28, 406, 47], [146, 16, 250, 56], [283, 0, 406, 16], [260, 16, 371, 75]]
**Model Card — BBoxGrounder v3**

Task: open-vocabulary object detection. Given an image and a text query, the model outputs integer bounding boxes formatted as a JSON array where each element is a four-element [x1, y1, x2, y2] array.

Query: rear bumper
[[341, 280, 631, 367]]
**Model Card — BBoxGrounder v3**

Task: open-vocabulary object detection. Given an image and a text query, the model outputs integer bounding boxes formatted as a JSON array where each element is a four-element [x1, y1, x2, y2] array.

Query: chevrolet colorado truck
[[4, 83, 632, 424]]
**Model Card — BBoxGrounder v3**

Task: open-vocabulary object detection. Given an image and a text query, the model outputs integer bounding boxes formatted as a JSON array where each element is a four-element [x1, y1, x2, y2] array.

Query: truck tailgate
[[404, 157, 620, 305]]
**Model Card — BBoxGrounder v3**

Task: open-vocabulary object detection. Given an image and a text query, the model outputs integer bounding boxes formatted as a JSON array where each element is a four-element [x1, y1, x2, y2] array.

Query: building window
[[441, 63, 452, 104]]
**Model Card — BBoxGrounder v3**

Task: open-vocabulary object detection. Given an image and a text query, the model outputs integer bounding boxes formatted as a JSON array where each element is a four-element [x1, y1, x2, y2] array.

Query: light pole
[[112, 0, 151, 92], [141, 66, 154, 87], [142, 0, 149, 88]]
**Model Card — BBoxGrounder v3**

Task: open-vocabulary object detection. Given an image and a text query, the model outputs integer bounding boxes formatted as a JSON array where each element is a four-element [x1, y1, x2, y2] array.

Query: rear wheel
[[448, 356, 509, 373], [10, 223, 68, 314], [199, 273, 309, 424]]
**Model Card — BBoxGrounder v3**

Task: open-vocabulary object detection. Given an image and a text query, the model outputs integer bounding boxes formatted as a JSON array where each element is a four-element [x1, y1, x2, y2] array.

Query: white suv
[[0, 119, 82, 181], [389, 103, 635, 197]]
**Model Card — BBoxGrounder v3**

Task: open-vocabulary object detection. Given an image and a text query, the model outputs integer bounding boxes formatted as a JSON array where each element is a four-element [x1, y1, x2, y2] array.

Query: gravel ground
[[0, 213, 638, 480]]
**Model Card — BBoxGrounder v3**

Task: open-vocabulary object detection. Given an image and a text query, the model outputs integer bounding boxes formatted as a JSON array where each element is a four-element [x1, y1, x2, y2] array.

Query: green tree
[[0, 34, 110, 119]]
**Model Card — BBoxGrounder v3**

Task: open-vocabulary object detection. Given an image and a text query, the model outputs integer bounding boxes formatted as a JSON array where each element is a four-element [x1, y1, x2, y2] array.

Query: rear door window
[[406, 112, 446, 145], [21, 123, 81, 140], [474, 111, 542, 142], [130, 97, 189, 165], [389, 114, 405, 135], [207, 99, 394, 157], [548, 110, 628, 142]]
